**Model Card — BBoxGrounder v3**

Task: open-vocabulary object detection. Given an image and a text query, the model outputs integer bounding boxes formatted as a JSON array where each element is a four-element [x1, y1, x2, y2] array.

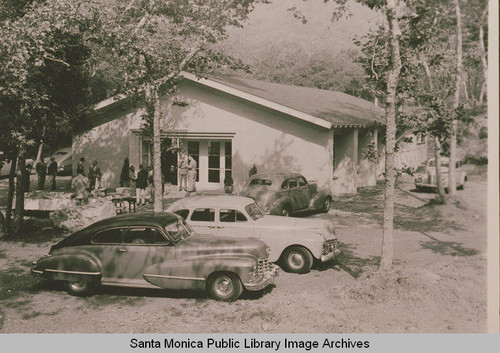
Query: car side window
[[281, 180, 288, 190], [191, 208, 215, 222], [124, 228, 169, 245], [173, 209, 190, 220], [298, 177, 307, 186], [288, 178, 298, 189], [92, 228, 124, 244], [249, 179, 260, 186], [220, 209, 248, 223]]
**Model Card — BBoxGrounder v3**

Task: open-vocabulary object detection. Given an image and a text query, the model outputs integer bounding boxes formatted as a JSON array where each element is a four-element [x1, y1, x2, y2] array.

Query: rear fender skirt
[[35, 253, 101, 283], [44, 269, 101, 283]]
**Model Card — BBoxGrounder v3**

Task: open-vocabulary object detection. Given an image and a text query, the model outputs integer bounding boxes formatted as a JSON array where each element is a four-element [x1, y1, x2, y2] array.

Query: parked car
[[414, 158, 467, 192], [45, 147, 72, 175], [166, 195, 342, 274], [0, 155, 35, 178], [240, 172, 333, 217], [31, 212, 279, 301]]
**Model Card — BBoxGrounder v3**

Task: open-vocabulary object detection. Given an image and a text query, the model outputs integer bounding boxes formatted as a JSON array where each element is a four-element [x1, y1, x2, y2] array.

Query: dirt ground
[[0, 166, 488, 333]]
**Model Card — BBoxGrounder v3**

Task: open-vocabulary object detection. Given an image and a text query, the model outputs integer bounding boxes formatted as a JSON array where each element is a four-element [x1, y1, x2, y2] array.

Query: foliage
[[248, 164, 257, 177], [362, 142, 378, 164], [119, 157, 130, 187]]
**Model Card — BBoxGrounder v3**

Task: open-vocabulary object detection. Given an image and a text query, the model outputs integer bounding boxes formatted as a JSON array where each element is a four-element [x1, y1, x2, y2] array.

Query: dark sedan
[[32, 213, 279, 301], [240, 172, 332, 217]]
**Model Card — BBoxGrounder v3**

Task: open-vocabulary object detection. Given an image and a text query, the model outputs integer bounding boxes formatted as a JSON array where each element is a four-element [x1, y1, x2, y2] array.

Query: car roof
[[53, 212, 180, 249], [168, 195, 256, 210]]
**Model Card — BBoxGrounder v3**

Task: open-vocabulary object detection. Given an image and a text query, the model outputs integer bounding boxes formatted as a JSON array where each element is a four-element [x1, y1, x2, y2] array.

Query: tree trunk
[[449, 0, 463, 196], [152, 89, 163, 213], [434, 137, 446, 198], [478, 22, 487, 105], [35, 141, 44, 164], [380, 0, 402, 272], [5, 152, 18, 234], [13, 146, 27, 234]]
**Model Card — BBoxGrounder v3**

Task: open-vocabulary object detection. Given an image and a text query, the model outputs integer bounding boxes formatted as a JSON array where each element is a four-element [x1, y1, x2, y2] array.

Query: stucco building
[[73, 72, 425, 195]]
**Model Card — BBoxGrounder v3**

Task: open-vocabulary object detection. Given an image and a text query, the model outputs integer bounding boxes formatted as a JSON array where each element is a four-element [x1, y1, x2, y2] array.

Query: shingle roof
[[206, 74, 384, 127]]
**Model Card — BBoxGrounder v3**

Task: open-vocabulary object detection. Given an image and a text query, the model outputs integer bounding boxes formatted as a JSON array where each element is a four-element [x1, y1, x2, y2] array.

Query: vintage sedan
[[240, 172, 332, 217], [414, 158, 467, 191], [31, 213, 279, 301], [166, 196, 342, 274]]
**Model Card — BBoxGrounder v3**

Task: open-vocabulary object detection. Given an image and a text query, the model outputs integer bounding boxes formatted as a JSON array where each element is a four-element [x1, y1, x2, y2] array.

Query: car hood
[[176, 234, 267, 259], [254, 215, 324, 230]]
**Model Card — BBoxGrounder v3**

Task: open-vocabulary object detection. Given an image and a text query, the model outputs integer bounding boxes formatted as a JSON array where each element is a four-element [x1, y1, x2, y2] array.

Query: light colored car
[[414, 158, 467, 191], [32, 212, 279, 301], [240, 172, 332, 217], [166, 195, 342, 274], [45, 147, 72, 175]]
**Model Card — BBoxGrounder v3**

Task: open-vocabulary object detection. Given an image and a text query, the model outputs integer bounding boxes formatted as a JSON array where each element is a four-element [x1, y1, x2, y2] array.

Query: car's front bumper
[[244, 264, 280, 291]]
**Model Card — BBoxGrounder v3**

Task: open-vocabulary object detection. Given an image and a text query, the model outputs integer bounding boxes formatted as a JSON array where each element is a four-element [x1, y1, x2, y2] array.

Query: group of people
[[177, 154, 197, 192], [23, 157, 59, 192], [128, 164, 152, 205], [72, 158, 102, 205]]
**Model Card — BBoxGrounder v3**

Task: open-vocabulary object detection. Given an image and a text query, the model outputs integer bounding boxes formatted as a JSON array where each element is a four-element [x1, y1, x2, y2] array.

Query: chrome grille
[[257, 258, 271, 275], [323, 239, 340, 255]]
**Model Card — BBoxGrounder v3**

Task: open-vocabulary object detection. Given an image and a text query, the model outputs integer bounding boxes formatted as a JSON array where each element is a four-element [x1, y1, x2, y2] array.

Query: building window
[[208, 141, 221, 183]]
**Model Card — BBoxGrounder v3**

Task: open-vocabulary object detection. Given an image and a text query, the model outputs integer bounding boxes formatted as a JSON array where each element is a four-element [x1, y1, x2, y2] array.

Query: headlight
[[266, 246, 271, 255], [324, 221, 336, 237]]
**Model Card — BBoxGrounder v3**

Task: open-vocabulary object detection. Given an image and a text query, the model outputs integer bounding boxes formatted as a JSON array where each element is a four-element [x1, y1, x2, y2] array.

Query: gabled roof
[[95, 72, 384, 129]]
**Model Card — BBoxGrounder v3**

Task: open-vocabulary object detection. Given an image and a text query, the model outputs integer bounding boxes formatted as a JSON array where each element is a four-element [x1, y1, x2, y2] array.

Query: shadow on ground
[[417, 231, 478, 256], [315, 243, 380, 278]]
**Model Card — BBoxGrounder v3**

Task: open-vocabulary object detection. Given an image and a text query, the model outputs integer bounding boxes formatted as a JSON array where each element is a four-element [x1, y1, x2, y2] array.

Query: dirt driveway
[[0, 167, 488, 333]]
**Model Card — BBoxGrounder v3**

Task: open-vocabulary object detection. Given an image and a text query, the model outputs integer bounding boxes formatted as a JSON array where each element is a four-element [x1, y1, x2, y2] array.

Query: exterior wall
[[377, 133, 428, 178], [73, 106, 145, 188], [167, 81, 332, 193], [396, 135, 428, 169], [357, 129, 378, 187], [332, 128, 357, 194]]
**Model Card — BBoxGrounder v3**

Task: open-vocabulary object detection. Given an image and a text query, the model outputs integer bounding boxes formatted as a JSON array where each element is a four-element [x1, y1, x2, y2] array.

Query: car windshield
[[249, 179, 272, 186], [164, 219, 192, 243], [245, 203, 264, 220]]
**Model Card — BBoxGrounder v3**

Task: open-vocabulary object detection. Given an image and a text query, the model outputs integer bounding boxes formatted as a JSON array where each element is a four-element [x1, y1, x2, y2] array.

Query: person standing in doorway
[[71, 168, 89, 205], [178, 153, 188, 191], [48, 157, 58, 191], [88, 160, 101, 190], [187, 155, 197, 192], [136, 164, 148, 205], [36, 158, 47, 190]]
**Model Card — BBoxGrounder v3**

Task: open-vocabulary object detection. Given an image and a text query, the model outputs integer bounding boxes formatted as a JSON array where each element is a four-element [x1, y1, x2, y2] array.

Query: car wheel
[[64, 281, 96, 297], [321, 197, 331, 213], [280, 205, 291, 217], [207, 272, 243, 302], [281, 246, 313, 274]]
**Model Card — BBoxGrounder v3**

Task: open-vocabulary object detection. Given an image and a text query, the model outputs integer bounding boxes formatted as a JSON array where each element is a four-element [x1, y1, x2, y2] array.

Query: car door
[[111, 227, 176, 287], [88, 227, 126, 283], [188, 208, 216, 235], [215, 208, 255, 238], [296, 176, 311, 209], [287, 178, 303, 210]]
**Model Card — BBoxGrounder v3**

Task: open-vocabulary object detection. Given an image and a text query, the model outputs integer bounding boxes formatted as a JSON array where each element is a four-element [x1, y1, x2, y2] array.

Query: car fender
[[258, 228, 323, 261], [33, 251, 101, 283], [142, 255, 256, 290], [268, 196, 293, 214], [309, 190, 332, 209]]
